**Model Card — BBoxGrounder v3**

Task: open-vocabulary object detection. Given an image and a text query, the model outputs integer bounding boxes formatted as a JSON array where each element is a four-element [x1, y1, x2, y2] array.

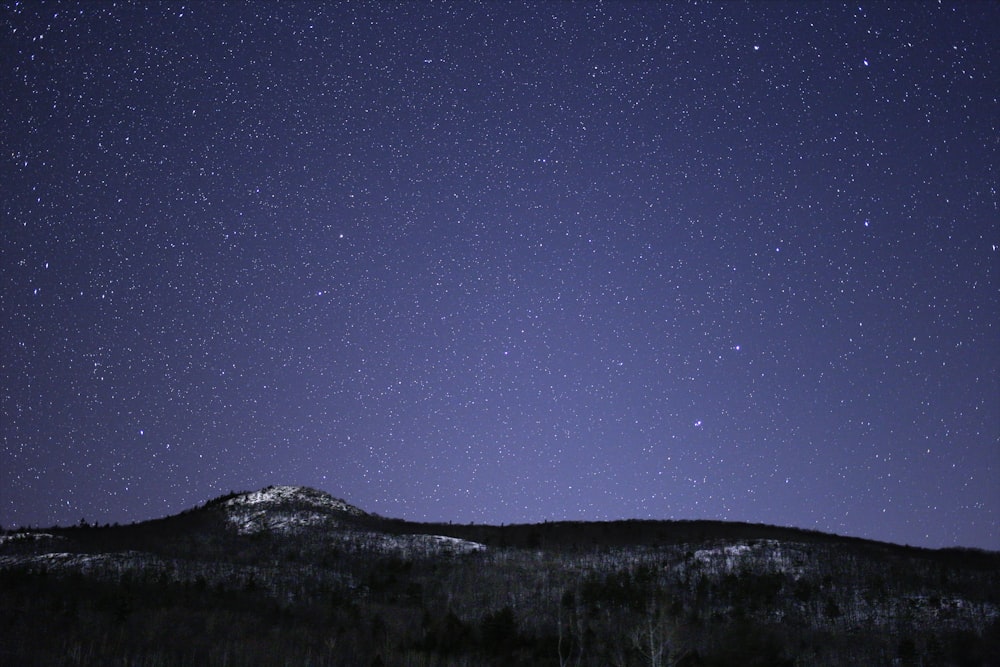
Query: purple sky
[[3, 2, 997, 550]]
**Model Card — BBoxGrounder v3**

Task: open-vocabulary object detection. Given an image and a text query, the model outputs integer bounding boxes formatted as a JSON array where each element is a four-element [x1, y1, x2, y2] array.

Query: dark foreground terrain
[[1, 486, 998, 666]]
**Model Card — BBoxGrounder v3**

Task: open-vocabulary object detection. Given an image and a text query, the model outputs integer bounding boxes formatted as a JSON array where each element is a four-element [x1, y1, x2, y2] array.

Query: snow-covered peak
[[221, 485, 366, 534], [224, 485, 366, 516]]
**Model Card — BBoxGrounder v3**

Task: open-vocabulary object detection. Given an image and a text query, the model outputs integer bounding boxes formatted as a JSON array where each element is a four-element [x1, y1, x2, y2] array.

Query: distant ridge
[[192, 485, 995, 556]]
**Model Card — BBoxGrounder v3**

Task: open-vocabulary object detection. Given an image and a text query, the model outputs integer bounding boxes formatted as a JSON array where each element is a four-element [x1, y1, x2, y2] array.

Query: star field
[[2, 2, 997, 549]]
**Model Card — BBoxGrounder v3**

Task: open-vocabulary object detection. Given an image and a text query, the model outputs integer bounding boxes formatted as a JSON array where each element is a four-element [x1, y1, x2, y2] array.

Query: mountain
[[2, 486, 998, 667], [213, 485, 485, 555], [220, 484, 369, 533]]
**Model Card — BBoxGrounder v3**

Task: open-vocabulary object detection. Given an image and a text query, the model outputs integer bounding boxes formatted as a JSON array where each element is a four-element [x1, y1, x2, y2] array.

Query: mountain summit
[[218, 485, 367, 534]]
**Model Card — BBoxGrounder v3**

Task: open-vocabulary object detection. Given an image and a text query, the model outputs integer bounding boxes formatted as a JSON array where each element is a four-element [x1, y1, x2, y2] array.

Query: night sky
[[3, 2, 998, 550]]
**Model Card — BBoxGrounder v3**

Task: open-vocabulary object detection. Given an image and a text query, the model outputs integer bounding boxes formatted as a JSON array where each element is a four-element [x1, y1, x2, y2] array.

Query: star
[[1, 0, 995, 550]]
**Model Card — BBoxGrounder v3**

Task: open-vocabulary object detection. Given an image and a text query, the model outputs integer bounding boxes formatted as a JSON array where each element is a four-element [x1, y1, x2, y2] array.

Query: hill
[[2, 485, 998, 666]]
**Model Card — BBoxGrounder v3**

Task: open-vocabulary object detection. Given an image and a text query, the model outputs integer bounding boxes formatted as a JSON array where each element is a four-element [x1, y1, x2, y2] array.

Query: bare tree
[[557, 588, 585, 667], [630, 597, 684, 667]]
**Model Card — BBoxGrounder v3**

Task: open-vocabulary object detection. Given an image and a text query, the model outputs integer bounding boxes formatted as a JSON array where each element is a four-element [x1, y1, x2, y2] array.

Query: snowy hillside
[[221, 485, 366, 534], [223, 485, 367, 515], [215, 485, 485, 554]]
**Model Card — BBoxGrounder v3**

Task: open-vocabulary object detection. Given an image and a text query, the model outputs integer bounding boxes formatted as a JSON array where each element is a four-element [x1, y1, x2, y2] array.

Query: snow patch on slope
[[694, 543, 753, 569], [0, 551, 146, 572], [343, 532, 486, 556], [687, 540, 805, 575], [0, 532, 63, 545]]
